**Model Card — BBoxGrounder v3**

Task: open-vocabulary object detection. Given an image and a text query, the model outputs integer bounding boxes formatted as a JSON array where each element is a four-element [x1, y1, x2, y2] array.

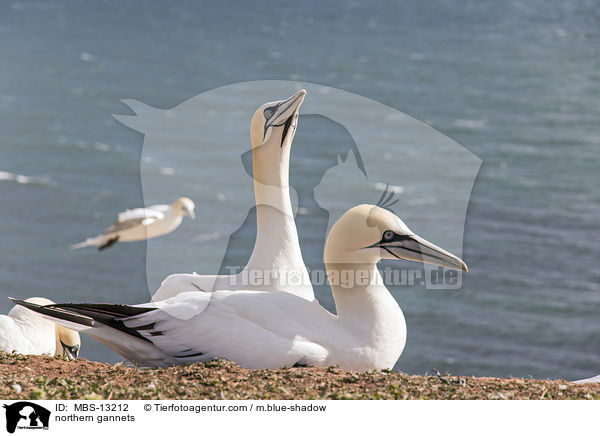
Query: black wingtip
[[10, 297, 95, 328], [9, 297, 161, 343], [8, 297, 29, 307]]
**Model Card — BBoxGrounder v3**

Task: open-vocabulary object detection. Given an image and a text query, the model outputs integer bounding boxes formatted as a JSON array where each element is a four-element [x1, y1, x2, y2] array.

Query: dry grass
[[1, 352, 598, 400]]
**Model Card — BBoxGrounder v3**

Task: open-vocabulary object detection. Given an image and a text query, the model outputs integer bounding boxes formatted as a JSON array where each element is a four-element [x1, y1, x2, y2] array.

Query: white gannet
[[153, 90, 314, 301], [0, 297, 81, 359], [11, 204, 466, 370], [72, 197, 196, 250]]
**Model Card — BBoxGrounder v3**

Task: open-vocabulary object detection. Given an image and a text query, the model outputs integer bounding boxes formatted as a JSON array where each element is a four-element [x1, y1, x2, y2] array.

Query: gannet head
[[249, 90, 306, 186], [250, 89, 306, 149], [324, 204, 468, 271], [172, 197, 196, 219], [14, 297, 81, 360], [55, 325, 81, 360]]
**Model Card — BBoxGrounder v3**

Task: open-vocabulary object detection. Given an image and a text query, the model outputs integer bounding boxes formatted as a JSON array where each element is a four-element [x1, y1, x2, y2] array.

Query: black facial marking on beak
[[280, 115, 294, 148], [60, 340, 80, 359], [382, 246, 403, 261], [364, 231, 413, 249], [375, 233, 461, 266], [263, 104, 280, 140], [261, 91, 305, 142]]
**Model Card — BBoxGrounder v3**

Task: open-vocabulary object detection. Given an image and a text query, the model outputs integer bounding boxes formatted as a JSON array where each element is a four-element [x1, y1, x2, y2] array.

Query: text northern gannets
[[153, 90, 314, 301], [0, 297, 80, 359], [72, 197, 195, 250], [12, 204, 466, 371]]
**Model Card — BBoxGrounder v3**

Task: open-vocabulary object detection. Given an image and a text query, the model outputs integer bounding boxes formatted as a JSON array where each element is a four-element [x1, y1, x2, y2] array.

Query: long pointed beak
[[380, 234, 468, 272], [188, 209, 196, 220], [60, 340, 80, 360], [266, 89, 306, 128]]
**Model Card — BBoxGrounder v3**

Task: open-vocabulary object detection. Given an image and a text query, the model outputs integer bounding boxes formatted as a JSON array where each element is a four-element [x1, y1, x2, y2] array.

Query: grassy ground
[[1, 353, 598, 400]]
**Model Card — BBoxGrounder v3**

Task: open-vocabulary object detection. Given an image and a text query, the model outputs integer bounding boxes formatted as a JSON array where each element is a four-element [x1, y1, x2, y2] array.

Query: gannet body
[[153, 90, 314, 302], [0, 297, 80, 359], [12, 204, 467, 370], [72, 197, 195, 250]]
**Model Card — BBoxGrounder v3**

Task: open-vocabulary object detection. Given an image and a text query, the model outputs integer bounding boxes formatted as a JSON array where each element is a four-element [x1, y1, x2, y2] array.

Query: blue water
[[1, 0, 599, 380]]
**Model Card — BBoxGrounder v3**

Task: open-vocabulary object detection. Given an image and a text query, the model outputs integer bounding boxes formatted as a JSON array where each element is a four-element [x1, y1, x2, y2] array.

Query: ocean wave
[[454, 117, 488, 129], [0, 171, 55, 187], [374, 182, 404, 194]]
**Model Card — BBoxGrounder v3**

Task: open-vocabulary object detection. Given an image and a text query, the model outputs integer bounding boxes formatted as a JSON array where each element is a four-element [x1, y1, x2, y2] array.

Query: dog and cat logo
[[2, 402, 50, 433]]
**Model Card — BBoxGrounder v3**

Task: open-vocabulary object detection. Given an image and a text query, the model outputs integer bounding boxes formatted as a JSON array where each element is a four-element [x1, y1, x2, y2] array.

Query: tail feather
[[9, 298, 157, 342], [70, 236, 104, 249], [9, 297, 95, 327], [8, 298, 177, 367]]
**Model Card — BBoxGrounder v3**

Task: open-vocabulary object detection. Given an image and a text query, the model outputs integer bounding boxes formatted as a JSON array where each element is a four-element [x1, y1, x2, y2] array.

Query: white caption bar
[[0, 400, 596, 436]]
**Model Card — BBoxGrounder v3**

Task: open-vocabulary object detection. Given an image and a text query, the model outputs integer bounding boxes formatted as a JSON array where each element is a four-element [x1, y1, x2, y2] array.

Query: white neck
[[252, 180, 293, 215], [244, 143, 310, 294], [246, 199, 304, 274], [327, 262, 406, 367], [329, 264, 399, 323]]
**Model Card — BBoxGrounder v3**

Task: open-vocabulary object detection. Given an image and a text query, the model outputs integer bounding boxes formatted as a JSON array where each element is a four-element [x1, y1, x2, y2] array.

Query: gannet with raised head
[[11, 204, 466, 370], [72, 197, 196, 250], [153, 90, 314, 301], [0, 297, 80, 359]]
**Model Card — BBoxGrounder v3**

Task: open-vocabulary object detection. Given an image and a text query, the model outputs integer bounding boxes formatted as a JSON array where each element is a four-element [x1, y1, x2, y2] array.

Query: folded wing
[[9, 292, 330, 369]]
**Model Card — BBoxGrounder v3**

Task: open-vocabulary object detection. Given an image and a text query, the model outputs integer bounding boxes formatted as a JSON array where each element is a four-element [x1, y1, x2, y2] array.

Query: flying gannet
[[0, 297, 80, 359], [11, 204, 467, 371], [152, 90, 314, 301], [71, 197, 196, 250]]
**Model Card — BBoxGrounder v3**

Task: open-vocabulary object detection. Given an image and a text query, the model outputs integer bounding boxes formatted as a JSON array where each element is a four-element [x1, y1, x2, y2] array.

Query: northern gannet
[[72, 197, 196, 250], [0, 297, 80, 359], [11, 204, 466, 370], [153, 90, 314, 301]]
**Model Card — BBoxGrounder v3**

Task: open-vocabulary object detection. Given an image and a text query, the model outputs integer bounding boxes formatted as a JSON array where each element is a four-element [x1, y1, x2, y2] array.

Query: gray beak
[[265, 89, 306, 129], [380, 234, 468, 272], [61, 340, 80, 360]]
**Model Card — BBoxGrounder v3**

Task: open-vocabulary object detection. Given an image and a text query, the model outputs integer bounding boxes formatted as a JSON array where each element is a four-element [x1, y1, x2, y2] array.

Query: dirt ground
[[1, 352, 599, 400]]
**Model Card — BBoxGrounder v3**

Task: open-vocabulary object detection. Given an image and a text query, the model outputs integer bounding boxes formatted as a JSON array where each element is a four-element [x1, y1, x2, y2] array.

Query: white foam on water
[[0, 170, 54, 186], [374, 182, 404, 194], [454, 117, 489, 129]]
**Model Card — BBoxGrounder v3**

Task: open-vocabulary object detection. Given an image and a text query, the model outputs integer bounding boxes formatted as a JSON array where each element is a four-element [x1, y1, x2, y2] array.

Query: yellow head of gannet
[[25, 297, 81, 360], [55, 325, 81, 360], [171, 197, 196, 220], [324, 204, 468, 271], [249, 89, 306, 186]]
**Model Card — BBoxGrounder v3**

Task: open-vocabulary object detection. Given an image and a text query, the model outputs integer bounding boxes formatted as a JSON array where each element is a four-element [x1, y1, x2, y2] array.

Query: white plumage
[[153, 90, 314, 302], [13, 204, 467, 371], [0, 297, 80, 359], [72, 197, 195, 250]]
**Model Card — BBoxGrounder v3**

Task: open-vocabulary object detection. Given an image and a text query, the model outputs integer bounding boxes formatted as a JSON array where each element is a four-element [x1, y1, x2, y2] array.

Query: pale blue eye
[[264, 109, 273, 119]]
